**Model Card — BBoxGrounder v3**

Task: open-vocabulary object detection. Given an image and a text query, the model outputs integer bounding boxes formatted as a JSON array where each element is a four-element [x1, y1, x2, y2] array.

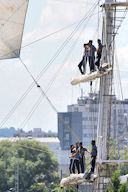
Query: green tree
[[27, 183, 49, 192], [106, 138, 128, 176], [118, 183, 128, 192], [106, 170, 128, 192], [119, 147, 128, 175], [106, 170, 120, 192], [0, 161, 9, 191], [0, 139, 59, 192], [111, 170, 121, 191]]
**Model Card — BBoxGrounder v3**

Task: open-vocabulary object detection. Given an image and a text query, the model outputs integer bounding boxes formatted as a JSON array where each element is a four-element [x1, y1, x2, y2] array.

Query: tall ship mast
[[97, 0, 128, 191], [0, 1, 128, 191], [61, 0, 128, 191]]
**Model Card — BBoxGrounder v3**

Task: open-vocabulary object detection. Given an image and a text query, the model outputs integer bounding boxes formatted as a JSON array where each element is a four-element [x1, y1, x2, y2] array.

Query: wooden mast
[[96, 1, 128, 191]]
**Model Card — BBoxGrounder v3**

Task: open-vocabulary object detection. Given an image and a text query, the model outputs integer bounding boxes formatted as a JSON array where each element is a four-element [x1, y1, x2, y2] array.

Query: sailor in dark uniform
[[69, 145, 75, 174], [78, 43, 89, 74], [95, 39, 104, 69], [90, 140, 97, 173], [79, 142, 90, 173]]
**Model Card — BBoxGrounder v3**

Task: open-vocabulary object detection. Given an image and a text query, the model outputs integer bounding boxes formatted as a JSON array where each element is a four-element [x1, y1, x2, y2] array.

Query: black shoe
[[84, 172, 91, 180]]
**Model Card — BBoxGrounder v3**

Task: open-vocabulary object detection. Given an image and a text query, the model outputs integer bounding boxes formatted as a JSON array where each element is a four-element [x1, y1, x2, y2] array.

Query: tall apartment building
[[58, 112, 82, 150], [58, 92, 128, 150]]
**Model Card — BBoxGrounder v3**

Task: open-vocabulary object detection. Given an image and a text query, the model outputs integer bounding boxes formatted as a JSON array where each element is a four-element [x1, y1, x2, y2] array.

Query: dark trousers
[[89, 56, 95, 72], [78, 56, 87, 74], [69, 159, 75, 174], [95, 53, 101, 68], [80, 156, 85, 173], [91, 156, 96, 173], [74, 159, 80, 174]]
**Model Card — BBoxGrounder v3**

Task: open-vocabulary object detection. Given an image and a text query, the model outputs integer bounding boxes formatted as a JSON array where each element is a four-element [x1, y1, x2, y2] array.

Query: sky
[[0, 0, 128, 132]]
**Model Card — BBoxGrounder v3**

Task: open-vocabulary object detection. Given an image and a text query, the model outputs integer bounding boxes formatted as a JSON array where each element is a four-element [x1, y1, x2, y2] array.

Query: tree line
[[0, 139, 59, 192]]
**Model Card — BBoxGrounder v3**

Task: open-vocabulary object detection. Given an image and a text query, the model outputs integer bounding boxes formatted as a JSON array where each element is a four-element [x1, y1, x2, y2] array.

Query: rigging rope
[[0, 19, 85, 127], [20, 16, 92, 128], [0, 10, 102, 59], [18, 1, 101, 141], [19, 1, 101, 131], [22, 21, 82, 48], [19, 59, 80, 141], [0, 0, 100, 128], [114, 45, 127, 145], [17, 143, 70, 159]]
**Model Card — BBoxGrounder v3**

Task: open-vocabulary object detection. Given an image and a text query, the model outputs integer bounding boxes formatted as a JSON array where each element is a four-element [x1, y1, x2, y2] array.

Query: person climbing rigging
[[78, 43, 89, 75], [88, 40, 96, 72], [70, 142, 80, 174], [95, 39, 104, 69], [79, 142, 90, 173], [69, 145, 75, 174], [90, 140, 97, 173]]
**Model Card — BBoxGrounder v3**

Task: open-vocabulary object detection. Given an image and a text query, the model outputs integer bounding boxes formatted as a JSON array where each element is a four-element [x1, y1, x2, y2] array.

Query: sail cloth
[[71, 63, 112, 85], [0, 0, 29, 60], [60, 173, 97, 187]]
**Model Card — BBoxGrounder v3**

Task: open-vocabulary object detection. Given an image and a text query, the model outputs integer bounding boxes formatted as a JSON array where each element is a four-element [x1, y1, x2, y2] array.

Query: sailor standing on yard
[[90, 140, 97, 173], [78, 43, 89, 75], [69, 145, 75, 174], [79, 142, 90, 173], [88, 40, 96, 72], [70, 142, 80, 174], [95, 39, 104, 69]]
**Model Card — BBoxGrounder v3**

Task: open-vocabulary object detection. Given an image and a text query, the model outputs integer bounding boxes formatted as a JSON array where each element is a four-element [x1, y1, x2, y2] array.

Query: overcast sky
[[0, 0, 128, 132]]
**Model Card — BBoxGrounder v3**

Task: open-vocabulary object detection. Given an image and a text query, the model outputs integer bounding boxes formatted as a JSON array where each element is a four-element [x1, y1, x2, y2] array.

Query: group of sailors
[[69, 140, 97, 174], [78, 39, 104, 75]]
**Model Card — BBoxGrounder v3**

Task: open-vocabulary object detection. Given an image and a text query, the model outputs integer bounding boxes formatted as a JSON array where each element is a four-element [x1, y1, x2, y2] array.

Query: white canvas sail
[[0, 0, 29, 59], [71, 63, 112, 85], [60, 173, 97, 187], [71, 68, 112, 85]]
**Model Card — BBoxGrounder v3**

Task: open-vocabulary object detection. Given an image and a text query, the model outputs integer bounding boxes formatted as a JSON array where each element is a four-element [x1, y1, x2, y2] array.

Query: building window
[[84, 133, 88, 137], [64, 126, 69, 133], [65, 117, 69, 123], [65, 133, 69, 140], [89, 108, 98, 112], [82, 121, 86, 125], [89, 117, 92, 121], [94, 125, 97, 129], [74, 107, 78, 112], [65, 141, 69, 147], [82, 117, 88, 121], [82, 112, 88, 117]]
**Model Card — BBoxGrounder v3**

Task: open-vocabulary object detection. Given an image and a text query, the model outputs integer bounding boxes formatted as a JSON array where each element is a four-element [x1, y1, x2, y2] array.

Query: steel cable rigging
[[0, 0, 100, 128], [19, 2, 101, 129], [16, 1, 101, 141]]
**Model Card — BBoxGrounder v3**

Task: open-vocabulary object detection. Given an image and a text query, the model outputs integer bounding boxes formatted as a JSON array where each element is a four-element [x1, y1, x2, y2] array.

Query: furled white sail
[[0, 0, 29, 59], [60, 173, 97, 187], [71, 63, 112, 85]]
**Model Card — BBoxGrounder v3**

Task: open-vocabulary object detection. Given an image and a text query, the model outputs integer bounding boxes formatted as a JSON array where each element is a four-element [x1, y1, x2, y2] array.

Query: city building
[[13, 128, 49, 138], [58, 92, 128, 150], [58, 112, 82, 150], [0, 127, 16, 137]]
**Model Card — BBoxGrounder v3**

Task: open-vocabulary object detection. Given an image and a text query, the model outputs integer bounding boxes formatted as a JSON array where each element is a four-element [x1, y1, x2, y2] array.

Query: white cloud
[[1, 0, 128, 132], [114, 45, 128, 99], [117, 45, 128, 71], [23, 0, 100, 46]]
